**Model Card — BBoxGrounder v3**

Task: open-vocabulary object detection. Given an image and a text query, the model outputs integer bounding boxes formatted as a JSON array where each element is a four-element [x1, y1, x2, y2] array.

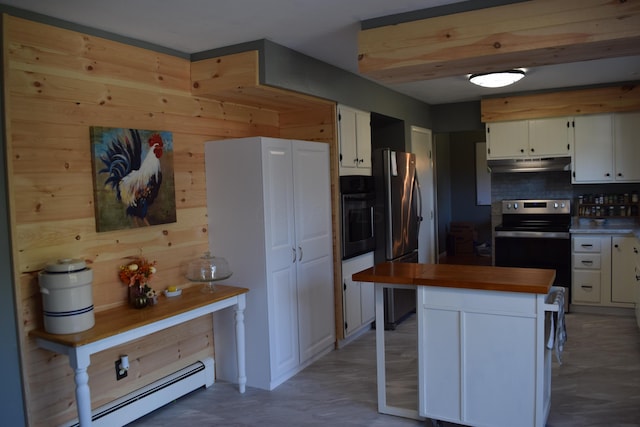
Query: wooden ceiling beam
[[358, 0, 640, 84]]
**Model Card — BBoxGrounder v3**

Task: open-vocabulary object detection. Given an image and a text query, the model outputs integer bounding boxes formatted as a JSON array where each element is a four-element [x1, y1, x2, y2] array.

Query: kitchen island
[[353, 262, 560, 427]]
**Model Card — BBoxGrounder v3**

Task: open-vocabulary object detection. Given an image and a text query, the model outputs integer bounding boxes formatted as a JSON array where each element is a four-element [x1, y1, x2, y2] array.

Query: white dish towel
[[546, 286, 567, 364]]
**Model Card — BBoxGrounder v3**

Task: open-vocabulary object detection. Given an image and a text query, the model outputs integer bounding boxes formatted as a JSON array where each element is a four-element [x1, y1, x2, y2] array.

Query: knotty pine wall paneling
[[3, 15, 287, 426]]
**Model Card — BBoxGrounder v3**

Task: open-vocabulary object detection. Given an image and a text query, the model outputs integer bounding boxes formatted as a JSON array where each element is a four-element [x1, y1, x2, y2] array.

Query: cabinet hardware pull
[[634, 247, 638, 254], [581, 260, 593, 265], [581, 285, 593, 289], [353, 158, 359, 164], [292, 247, 296, 263], [581, 244, 593, 247], [298, 246, 303, 261], [614, 244, 619, 249]]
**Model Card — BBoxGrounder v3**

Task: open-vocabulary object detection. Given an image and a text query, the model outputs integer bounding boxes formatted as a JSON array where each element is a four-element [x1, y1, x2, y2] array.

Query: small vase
[[129, 285, 148, 309]]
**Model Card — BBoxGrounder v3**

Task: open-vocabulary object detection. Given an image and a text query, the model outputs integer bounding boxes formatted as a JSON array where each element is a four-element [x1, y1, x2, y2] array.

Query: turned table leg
[[235, 294, 247, 393], [69, 351, 92, 426]]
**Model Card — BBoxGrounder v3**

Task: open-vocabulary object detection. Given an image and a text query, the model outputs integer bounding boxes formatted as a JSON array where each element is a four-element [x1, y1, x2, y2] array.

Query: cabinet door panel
[[263, 139, 296, 271], [268, 266, 299, 379], [486, 120, 528, 158], [611, 236, 636, 303], [297, 255, 335, 363], [614, 112, 640, 182], [292, 141, 335, 362], [573, 114, 613, 182], [463, 312, 536, 426], [343, 276, 362, 336], [529, 117, 571, 157], [421, 308, 461, 421], [356, 110, 372, 169], [338, 106, 358, 171]]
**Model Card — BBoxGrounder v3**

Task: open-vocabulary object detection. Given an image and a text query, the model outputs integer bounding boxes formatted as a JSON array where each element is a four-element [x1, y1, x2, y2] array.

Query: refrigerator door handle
[[414, 170, 423, 238]]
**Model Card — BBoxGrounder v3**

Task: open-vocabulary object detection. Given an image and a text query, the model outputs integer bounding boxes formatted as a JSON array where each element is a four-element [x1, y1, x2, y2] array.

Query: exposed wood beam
[[191, 51, 333, 112], [358, 0, 640, 84], [480, 84, 640, 122]]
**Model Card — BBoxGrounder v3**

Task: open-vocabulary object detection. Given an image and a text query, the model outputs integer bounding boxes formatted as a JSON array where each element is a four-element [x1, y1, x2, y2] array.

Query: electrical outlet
[[115, 360, 127, 380]]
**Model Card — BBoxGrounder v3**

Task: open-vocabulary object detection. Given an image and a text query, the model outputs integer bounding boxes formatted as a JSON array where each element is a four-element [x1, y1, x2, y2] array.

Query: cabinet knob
[[605, 173, 611, 177], [520, 148, 524, 153], [530, 148, 535, 153], [614, 244, 619, 249], [353, 158, 359, 164], [617, 173, 623, 177]]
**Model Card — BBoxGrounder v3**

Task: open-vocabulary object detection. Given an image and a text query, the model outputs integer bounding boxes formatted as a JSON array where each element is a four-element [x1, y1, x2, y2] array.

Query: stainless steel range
[[494, 199, 571, 310]]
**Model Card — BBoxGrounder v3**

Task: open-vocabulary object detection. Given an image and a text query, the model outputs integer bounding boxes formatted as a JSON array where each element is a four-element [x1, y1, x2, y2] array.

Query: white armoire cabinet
[[205, 137, 335, 391]]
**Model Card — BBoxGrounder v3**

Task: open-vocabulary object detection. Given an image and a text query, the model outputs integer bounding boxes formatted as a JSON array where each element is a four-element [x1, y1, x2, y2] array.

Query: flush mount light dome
[[469, 69, 525, 88]]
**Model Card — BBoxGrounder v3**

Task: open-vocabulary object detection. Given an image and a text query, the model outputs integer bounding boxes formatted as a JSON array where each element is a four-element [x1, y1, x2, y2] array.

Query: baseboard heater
[[62, 357, 214, 427]]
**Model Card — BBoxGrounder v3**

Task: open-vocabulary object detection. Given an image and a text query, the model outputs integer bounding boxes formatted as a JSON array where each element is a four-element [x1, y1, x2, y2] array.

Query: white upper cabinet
[[573, 112, 640, 183], [486, 117, 572, 159], [573, 114, 614, 183], [528, 117, 573, 157], [614, 111, 640, 182], [338, 105, 372, 175], [486, 120, 528, 158]]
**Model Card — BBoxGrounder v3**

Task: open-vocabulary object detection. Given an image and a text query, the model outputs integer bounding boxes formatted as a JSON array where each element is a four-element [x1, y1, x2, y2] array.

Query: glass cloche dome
[[186, 251, 232, 293]]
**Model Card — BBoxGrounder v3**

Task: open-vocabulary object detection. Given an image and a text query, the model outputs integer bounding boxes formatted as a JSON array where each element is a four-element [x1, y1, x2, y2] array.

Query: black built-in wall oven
[[495, 199, 571, 310], [340, 175, 376, 260]]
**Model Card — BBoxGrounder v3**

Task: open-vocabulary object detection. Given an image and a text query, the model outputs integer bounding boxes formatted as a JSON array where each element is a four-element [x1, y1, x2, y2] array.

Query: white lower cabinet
[[341, 252, 375, 338], [418, 286, 552, 427], [572, 234, 635, 308], [205, 136, 335, 390]]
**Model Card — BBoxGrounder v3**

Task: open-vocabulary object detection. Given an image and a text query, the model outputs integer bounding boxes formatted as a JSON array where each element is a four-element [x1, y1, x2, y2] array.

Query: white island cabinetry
[[205, 137, 335, 391], [418, 286, 553, 427]]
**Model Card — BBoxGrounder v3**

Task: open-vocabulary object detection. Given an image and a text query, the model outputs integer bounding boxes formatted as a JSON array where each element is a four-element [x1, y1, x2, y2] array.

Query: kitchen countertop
[[352, 262, 555, 294], [570, 218, 640, 239]]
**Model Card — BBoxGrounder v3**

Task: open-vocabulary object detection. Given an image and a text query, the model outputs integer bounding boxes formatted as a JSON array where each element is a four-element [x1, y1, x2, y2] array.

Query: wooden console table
[[29, 284, 248, 427]]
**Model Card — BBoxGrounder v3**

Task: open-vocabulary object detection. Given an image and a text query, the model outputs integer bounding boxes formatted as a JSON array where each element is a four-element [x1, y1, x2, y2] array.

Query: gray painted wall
[[0, 17, 27, 424], [448, 131, 492, 245]]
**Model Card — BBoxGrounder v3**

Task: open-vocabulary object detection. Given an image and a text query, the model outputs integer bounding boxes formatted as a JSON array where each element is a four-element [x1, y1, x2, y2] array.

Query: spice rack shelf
[[577, 202, 640, 218]]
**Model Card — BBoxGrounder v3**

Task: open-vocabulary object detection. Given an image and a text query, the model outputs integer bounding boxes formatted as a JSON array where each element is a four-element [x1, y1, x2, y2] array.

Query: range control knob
[[560, 202, 566, 208], [554, 202, 559, 209], [506, 203, 512, 210], [514, 203, 519, 210]]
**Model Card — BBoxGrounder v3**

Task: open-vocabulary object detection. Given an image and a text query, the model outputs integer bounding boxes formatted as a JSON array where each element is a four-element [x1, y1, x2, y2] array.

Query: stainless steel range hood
[[487, 157, 572, 173]]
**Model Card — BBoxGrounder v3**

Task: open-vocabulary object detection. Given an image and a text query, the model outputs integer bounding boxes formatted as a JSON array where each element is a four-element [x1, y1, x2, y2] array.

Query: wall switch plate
[[115, 360, 128, 380]]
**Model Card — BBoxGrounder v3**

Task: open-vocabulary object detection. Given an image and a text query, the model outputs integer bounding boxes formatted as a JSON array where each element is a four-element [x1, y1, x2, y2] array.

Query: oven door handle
[[495, 231, 570, 239], [342, 193, 375, 202]]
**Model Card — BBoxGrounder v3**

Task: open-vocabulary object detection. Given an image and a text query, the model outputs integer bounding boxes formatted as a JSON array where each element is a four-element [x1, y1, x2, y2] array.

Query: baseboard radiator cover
[[62, 357, 214, 427]]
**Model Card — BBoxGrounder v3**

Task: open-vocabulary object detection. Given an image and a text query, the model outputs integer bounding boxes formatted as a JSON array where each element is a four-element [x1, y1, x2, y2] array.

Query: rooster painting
[[91, 127, 176, 232]]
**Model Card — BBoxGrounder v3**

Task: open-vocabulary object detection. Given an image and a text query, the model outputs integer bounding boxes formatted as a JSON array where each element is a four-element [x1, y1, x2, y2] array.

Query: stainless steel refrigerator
[[373, 148, 420, 329]]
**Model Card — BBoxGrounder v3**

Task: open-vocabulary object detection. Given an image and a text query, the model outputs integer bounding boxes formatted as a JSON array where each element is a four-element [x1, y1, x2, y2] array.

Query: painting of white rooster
[[91, 127, 176, 232]]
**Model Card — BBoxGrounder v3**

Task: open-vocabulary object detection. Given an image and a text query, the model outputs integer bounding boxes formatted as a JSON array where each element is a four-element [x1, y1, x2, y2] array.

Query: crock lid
[[43, 258, 87, 273]]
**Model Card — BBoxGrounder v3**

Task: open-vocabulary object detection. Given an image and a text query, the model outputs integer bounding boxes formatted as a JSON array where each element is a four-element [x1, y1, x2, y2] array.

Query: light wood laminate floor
[[130, 311, 640, 426]]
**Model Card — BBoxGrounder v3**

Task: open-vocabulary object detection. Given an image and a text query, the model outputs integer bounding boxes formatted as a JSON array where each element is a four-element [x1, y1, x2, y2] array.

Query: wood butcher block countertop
[[352, 262, 555, 294], [29, 284, 249, 347]]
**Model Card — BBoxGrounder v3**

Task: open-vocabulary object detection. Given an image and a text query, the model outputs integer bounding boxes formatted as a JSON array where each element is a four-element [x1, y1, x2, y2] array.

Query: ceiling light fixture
[[469, 69, 526, 88]]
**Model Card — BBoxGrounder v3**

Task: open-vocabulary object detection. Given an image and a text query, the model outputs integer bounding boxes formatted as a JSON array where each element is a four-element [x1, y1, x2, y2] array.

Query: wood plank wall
[[4, 15, 336, 426]]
